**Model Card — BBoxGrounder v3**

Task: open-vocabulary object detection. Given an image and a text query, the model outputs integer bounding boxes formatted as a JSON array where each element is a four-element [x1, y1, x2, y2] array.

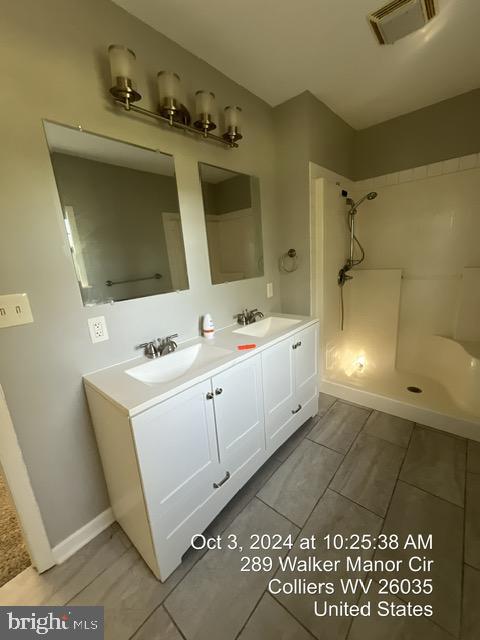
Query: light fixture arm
[[112, 97, 239, 148]]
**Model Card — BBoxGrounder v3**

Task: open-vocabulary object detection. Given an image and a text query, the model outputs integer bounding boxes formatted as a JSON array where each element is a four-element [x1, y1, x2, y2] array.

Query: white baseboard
[[52, 508, 114, 564]]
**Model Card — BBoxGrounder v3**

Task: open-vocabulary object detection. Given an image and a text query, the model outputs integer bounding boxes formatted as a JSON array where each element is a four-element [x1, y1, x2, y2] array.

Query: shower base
[[321, 369, 480, 443]]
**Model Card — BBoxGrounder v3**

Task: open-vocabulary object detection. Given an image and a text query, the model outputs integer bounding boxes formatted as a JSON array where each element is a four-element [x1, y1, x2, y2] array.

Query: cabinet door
[[294, 324, 319, 407], [212, 355, 265, 484], [131, 379, 220, 545], [261, 336, 296, 451]]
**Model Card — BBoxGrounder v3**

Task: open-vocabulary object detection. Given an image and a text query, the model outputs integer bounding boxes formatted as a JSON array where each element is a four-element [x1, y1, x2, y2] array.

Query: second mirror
[[199, 163, 264, 285]]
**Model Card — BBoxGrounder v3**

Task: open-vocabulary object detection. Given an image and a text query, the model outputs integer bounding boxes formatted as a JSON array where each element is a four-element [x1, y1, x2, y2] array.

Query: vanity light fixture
[[107, 44, 242, 148]]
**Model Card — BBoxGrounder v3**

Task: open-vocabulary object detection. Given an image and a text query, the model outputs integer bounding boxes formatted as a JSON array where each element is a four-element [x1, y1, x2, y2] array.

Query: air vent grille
[[372, 0, 414, 21], [424, 0, 436, 19], [369, 0, 437, 45]]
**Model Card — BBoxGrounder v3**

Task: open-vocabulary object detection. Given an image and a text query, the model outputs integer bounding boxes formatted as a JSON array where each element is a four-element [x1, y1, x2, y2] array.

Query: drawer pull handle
[[215, 388, 223, 395], [292, 341, 302, 350], [291, 404, 302, 414], [213, 471, 230, 489], [206, 392, 214, 400]]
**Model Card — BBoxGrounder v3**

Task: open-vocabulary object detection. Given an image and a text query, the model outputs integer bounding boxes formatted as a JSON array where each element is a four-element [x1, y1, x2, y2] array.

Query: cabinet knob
[[215, 388, 223, 395], [206, 392, 214, 400], [291, 404, 302, 414], [213, 471, 230, 489]]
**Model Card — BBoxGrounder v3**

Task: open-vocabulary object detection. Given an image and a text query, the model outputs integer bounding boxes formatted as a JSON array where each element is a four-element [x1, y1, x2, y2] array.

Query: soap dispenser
[[202, 313, 215, 339]]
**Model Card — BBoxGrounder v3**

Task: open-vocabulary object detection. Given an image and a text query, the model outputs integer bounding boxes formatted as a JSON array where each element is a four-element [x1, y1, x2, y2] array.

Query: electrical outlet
[[266, 282, 274, 298], [0, 293, 34, 329], [88, 316, 109, 343]]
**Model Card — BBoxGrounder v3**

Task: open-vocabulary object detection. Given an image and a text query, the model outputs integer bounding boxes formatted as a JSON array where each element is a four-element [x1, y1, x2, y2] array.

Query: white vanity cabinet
[[86, 352, 267, 581], [262, 324, 319, 454], [84, 318, 318, 582]]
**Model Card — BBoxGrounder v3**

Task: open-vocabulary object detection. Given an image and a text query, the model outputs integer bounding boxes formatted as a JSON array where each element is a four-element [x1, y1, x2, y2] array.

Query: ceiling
[[112, 0, 480, 129]]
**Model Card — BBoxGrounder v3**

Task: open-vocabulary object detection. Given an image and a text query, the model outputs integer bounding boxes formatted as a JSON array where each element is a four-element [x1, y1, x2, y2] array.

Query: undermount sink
[[126, 343, 232, 385], [233, 316, 301, 338]]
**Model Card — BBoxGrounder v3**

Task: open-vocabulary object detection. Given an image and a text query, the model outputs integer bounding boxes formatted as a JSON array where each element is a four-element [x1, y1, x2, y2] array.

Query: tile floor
[[0, 393, 478, 640]]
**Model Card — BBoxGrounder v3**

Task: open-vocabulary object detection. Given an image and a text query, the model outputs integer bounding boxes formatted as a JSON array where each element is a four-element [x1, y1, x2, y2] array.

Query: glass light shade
[[108, 45, 136, 83], [195, 90, 215, 116], [224, 106, 242, 132], [157, 71, 181, 104]]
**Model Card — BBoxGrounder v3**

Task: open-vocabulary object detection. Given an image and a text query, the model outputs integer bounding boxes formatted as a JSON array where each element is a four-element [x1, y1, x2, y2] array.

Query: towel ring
[[279, 248, 298, 273]]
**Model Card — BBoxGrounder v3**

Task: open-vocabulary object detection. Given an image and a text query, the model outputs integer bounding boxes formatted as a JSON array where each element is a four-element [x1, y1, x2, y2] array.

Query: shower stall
[[313, 158, 480, 439]]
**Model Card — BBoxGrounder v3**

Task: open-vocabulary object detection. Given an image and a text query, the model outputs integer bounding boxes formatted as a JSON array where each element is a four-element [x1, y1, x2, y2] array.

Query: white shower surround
[[311, 154, 480, 441]]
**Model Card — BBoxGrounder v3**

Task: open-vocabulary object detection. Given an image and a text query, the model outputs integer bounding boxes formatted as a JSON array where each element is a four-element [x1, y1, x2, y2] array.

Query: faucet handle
[[235, 312, 247, 326], [136, 341, 158, 358], [158, 334, 178, 348]]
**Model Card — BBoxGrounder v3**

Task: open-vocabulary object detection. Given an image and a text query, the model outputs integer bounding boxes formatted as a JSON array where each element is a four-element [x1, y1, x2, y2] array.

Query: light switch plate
[[88, 316, 109, 343], [0, 293, 34, 329], [266, 282, 274, 298]]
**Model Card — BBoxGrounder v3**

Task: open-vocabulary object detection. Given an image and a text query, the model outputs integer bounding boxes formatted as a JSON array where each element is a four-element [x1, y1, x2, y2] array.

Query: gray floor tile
[[70, 545, 203, 640], [275, 417, 318, 463], [373, 481, 463, 637], [238, 594, 314, 640], [348, 590, 453, 640], [465, 473, 480, 570], [467, 440, 480, 474], [363, 411, 413, 448], [131, 606, 183, 640], [462, 565, 480, 640], [400, 426, 466, 506], [165, 498, 298, 640], [330, 432, 405, 516], [207, 456, 281, 537], [0, 524, 130, 606], [275, 489, 382, 640], [318, 393, 337, 417], [258, 440, 342, 526], [308, 402, 371, 454]]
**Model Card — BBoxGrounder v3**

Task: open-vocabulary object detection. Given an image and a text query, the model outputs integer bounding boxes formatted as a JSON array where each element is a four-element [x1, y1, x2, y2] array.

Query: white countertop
[[83, 314, 318, 417]]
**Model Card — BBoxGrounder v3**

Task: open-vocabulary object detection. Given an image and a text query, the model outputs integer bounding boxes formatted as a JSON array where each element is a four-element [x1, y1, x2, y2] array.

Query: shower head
[[348, 191, 378, 213]]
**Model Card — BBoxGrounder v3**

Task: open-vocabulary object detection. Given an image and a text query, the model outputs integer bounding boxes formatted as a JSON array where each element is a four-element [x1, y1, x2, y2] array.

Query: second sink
[[233, 316, 301, 338]]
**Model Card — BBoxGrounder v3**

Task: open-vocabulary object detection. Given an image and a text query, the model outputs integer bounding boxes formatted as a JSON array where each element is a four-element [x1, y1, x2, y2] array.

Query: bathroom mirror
[[199, 162, 264, 285], [44, 122, 189, 306]]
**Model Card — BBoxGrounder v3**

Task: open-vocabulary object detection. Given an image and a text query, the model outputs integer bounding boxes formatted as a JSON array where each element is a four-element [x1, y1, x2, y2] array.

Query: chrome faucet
[[158, 334, 178, 356], [136, 334, 178, 358], [235, 308, 264, 326]]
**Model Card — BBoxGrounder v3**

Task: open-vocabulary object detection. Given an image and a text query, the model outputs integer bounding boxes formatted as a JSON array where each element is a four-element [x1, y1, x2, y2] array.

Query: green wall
[[354, 89, 480, 180]]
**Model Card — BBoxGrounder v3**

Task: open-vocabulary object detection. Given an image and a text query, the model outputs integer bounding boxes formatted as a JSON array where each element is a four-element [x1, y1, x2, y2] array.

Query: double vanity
[[84, 314, 319, 581]]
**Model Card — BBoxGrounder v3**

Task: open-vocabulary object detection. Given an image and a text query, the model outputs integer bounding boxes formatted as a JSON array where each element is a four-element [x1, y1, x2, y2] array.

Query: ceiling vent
[[369, 0, 437, 45]]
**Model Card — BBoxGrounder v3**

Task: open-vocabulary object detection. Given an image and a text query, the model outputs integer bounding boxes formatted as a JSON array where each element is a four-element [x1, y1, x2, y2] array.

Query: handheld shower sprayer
[[337, 190, 378, 330]]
